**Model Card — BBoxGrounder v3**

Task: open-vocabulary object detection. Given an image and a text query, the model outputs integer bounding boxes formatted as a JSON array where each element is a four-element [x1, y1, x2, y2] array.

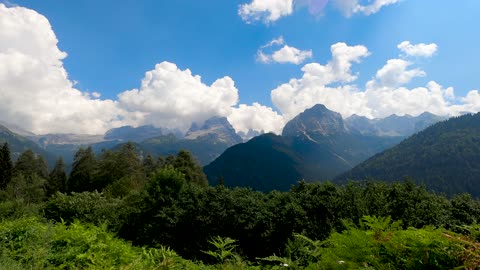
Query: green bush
[[0, 217, 207, 269]]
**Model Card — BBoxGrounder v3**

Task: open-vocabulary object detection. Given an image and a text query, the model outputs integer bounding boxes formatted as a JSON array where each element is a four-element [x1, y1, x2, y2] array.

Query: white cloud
[[5, 4, 480, 138], [118, 62, 239, 132], [272, 45, 313, 64], [270, 42, 480, 121], [271, 42, 370, 119], [0, 4, 137, 135], [118, 62, 286, 135], [366, 59, 425, 89], [257, 37, 313, 65], [398, 41, 438, 58], [239, 0, 294, 23], [228, 103, 286, 134], [333, 0, 401, 17], [239, 0, 401, 23], [0, 4, 285, 136], [262, 36, 285, 48]]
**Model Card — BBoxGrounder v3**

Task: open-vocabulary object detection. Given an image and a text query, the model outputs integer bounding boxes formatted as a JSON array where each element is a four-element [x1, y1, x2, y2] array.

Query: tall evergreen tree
[[14, 149, 49, 179], [143, 154, 157, 177], [0, 142, 13, 189], [36, 155, 49, 179], [68, 147, 97, 192], [14, 149, 37, 177], [46, 157, 67, 196], [173, 150, 208, 186]]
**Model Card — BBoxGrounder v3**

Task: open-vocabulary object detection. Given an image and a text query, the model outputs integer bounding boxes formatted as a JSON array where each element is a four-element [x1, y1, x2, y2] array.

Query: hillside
[[204, 104, 403, 191], [0, 125, 56, 166], [336, 113, 480, 196]]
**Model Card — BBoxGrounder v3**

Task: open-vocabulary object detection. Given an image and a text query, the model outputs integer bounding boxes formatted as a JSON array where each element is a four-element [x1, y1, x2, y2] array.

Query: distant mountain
[[139, 117, 242, 165], [30, 134, 104, 147], [283, 104, 349, 137], [345, 112, 447, 137], [185, 116, 243, 145], [237, 129, 263, 141], [335, 113, 480, 196], [104, 125, 179, 142], [0, 120, 35, 137], [204, 104, 403, 191], [0, 125, 55, 166]]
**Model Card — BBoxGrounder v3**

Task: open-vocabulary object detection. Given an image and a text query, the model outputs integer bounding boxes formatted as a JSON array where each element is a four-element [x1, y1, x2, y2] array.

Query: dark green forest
[[2, 142, 480, 269], [336, 113, 480, 196]]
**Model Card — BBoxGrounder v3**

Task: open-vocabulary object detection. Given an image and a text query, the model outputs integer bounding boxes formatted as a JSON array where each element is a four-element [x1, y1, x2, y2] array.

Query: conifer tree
[[0, 142, 13, 189], [14, 149, 37, 177], [47, 157, 67, 196], [68, 147, 97, 192]]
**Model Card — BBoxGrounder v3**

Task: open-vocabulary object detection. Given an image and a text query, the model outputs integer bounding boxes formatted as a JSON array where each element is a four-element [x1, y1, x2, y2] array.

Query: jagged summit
[[185, 116, 242, 145], [282, 104, 348, 138]]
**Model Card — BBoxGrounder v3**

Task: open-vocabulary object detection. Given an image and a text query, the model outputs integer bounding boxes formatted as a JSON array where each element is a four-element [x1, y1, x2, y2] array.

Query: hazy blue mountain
[[335, 113, 480, 196], [345, 112, 447, 137], [204, 104, 403, 191], [0, 125, 56, 166]]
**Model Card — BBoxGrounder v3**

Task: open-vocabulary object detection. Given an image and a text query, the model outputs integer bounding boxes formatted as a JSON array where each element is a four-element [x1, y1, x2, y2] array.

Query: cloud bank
[[1, 4, 479, 138]]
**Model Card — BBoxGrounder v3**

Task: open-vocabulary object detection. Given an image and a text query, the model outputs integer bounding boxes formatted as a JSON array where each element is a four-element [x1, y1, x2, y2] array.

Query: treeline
[[0, 142, 206, 201], [2, 142, 480, 267]]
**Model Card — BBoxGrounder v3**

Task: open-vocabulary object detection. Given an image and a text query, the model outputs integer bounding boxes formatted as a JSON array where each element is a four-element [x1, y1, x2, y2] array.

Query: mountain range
[[204, 104, 411, 191], [0, 105, 448, 185]]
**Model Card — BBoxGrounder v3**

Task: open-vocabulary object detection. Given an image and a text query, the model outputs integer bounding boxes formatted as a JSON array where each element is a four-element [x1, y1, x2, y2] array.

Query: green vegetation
[[2, 142, 480, 269], [337, 113, 480, 196]]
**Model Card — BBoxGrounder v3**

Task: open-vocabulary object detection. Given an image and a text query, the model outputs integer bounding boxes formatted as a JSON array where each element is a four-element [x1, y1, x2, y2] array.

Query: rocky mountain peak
[[282, 104, 348, 138], [185, 116, 242, 145]]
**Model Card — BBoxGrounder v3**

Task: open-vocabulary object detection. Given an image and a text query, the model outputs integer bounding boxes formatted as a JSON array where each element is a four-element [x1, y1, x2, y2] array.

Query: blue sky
[[1, 0, 480, 134]]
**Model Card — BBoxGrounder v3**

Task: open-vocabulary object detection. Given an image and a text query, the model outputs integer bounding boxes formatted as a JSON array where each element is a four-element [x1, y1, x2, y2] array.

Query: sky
[[1, 0, 480, 135]]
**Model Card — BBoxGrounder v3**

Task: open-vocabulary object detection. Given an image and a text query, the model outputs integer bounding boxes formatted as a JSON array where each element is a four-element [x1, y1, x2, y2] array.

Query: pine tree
[[0, 142, 13, 189], [46, 157, 67, 196], [68, 147, 97, 192], [14, 149, 37, 177]]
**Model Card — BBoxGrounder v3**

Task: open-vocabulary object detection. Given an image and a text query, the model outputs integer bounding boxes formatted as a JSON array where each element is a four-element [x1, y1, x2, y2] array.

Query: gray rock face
[[282, 104, 348, 139], [185, 116, 243, 145]]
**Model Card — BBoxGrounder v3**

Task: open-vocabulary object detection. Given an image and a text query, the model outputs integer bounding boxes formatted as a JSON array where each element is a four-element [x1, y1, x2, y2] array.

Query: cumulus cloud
[[0, 4, 137, 135], [239, 0, 294, 23], [0, 3, 285, 136], [228, 103, 286, 134], [366, 59, 425, 89], [270, 41, 480, 122], [271, 42, 370, 119], [257, 37, 313, 64], [117, 62, 286, 135], [333, 0, 400, 17], [118, 62, 239, 132], [398, 41, 438, 58]]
